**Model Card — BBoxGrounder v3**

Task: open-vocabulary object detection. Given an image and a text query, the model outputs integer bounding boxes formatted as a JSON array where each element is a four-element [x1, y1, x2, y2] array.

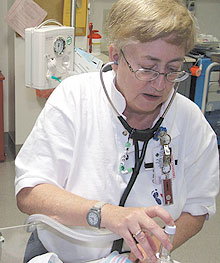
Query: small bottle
[[157, 225, 176, 263]]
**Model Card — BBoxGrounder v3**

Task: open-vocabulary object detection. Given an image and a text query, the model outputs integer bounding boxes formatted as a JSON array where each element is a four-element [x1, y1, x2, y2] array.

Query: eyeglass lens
[[135, 70, 188, 82]]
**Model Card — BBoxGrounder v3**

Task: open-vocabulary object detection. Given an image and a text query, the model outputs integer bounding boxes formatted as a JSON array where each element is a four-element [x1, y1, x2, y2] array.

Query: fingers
[[145, 233, 157, 253], [143, 207, 174, 251], [126, 207, 173, 261], [128, 240, 157, 263], [133, 229, 142, 238], [128, 224, 157, 262], [133, 231, 157, 262], [145, 206, 174, 226], [128, 252, 138, 262], [128, 223, 149, 261], [123, 228, 145, 261], [129, 244, 149, 263], [101, 205, 173, 262]]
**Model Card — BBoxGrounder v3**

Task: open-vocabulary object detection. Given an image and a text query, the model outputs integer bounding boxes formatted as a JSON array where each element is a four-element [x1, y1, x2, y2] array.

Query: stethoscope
[[100, 61, 180, 172], [100, 61, 182, 252], [100, 61, 184, 252]]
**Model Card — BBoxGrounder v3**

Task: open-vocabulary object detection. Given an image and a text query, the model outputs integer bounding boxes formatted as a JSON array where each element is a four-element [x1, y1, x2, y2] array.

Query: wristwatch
[[86, 201, 107, 228]]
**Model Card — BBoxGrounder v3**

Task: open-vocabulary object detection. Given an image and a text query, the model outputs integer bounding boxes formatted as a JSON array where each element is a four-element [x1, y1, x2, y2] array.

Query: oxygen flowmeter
[[25, 19, 75, 90]]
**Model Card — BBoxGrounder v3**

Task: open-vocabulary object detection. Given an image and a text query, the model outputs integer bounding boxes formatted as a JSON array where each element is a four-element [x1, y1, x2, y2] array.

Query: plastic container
[[157, 225, 177, 263], [87, 29, 102, 56]]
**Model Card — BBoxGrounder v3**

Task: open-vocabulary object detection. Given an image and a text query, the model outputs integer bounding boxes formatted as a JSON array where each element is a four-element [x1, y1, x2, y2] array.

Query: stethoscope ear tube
[[161, 82, 180, 118], [100, 62, 121, 117]]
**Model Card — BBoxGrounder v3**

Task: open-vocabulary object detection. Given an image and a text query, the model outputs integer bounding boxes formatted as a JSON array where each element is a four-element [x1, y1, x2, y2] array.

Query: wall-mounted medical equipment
[[25, 19, 75, 90]]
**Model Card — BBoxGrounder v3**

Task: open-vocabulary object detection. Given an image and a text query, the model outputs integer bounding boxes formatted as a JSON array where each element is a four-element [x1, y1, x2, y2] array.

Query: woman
[[15, 0, 219, 263]]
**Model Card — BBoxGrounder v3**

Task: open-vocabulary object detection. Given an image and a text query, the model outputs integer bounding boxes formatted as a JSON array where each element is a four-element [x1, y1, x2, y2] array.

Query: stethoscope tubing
[[100, 61, 180, 208], [101, 61, 180, 253]]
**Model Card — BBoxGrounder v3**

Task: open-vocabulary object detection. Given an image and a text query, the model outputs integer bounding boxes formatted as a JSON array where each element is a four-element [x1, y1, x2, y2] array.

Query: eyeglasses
[[120, 49, 190, 83]]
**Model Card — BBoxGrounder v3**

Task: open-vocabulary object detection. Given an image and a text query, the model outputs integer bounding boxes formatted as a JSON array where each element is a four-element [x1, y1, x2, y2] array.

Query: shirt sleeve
[[182, 106, 219, 219], [15, 85, 76, 195]]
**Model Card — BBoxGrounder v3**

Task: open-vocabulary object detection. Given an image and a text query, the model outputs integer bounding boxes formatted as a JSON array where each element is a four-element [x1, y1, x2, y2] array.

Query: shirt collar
[[104, 70, 126, 116]]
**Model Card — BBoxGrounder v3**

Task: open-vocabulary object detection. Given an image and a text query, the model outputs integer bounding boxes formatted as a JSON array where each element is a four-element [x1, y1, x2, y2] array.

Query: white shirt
[[15, 71, 219, 263]]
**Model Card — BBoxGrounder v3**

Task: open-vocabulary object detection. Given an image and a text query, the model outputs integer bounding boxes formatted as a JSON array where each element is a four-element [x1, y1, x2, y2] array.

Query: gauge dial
[[54, 37, 66, 55]]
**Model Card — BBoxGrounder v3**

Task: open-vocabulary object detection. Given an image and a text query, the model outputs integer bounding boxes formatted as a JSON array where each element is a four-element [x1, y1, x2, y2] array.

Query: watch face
[[88, 211, 99, 226]]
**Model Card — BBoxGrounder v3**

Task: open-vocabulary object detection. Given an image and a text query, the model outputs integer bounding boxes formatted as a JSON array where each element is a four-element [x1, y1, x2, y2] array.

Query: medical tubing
[[161, 82, 180, 118], [111, 140, 148, 253], [116, 116, 163, 209], [120, 140, 147, 205], [118, 116, 163, 141], [100, 62, 121, 116], [51, 76, 62, 83], [112, 118, 164, 253]]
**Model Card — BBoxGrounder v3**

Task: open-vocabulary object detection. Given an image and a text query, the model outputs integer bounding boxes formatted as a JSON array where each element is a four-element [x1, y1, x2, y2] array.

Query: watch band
[[93, 201, 107, 210]]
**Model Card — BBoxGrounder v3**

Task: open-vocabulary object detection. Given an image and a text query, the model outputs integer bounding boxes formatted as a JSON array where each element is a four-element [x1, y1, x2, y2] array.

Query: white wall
[[196, 0, 220, 39], [0, 1, 9, 133], [7, 24, 15, 143], [7, 0, 16, 143], [0, 0, 16, 143], [14, 36, 47, 145], [87, 0, 115, 52], [75, 0, 115, 53]]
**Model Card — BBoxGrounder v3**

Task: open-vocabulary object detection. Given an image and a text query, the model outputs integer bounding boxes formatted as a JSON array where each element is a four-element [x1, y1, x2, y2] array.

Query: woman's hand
[[128, 237, 161, 262], [101, 205, 174, 263]]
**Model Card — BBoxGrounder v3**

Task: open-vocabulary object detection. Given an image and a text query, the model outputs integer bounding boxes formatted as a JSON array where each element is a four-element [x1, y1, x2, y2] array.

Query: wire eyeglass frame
[[120, 49, 190, 83]]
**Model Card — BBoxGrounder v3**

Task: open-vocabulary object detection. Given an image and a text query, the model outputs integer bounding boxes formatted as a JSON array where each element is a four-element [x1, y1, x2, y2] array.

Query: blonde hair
[[106, 0, 196, 53]]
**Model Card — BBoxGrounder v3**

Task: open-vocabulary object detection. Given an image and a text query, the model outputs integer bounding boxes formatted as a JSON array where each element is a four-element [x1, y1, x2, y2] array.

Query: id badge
[[152, 146, 164, 185], [162, 178, 174, 205]]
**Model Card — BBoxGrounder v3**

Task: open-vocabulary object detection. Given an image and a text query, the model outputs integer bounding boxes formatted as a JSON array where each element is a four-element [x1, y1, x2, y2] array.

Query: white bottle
[[157, 225, 176, 263]]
